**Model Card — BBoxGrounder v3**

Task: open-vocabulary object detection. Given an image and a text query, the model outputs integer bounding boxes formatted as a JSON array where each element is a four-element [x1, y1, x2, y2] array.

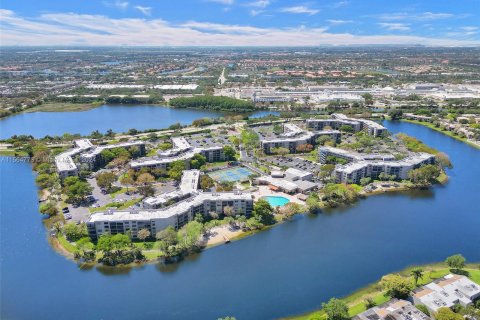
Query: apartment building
[[260, 123, 340, 154], [319, 146, 395, 164], [334, 153, 436, 183], [354, 299, 430, 320], [79, 141, 146, 169], [87, 191, 254, 240], [143, 170, 200, 209], [410, 274, 480, 313], [55, 139, 93, 179], [130, 136, 225, 170], [307, 114, 387, 137]]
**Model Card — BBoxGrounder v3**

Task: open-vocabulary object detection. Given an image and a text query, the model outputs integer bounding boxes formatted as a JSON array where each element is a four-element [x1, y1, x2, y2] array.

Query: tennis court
[[208, 167, 256, 182]]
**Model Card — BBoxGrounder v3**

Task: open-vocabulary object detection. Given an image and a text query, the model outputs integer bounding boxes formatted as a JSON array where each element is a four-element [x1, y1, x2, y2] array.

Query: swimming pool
[[208, 167, 256, 182], [262, 196, 290, 207]]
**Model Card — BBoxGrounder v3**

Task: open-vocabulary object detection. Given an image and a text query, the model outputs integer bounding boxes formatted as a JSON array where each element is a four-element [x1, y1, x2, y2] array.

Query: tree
[[223, 205, 235, 217], [39, 201, 58, 216], [360, 177, 372, 186], [408, 164, 440, 186], [435, 307, 464, 320], [63, 177, 93, 205], [240, 129, 259, 149], [168, 160, 186, 181], [339, 125, 354, 133], [136, 172, 155, 185], [306, 193, 321, 214], [364, 297, 376, 309], [96, 172, 117, 192], [322, 298, 349, 320], [415, 305, 430, 316], [411, 268, 424, 286], [63, 223, 88, 242], [381, 274, 414, 299], [199, 174, 215, 191], [445, 254, 466, 272], [296, 144, 314, 153], [436, 152, 453, 169], [120, 174, 135, 192], [137, 228, 151, 242], [155, 226, 178, 247], [190, 154, 206, 169], [388, 109, 403, 121], [223, 146, 236, 161], [137, 184, 155, 197], [316, 135, 334, 146], [253, 199, 275, 225], [272, 147, 290, 156], [35, 173, 56, 189]]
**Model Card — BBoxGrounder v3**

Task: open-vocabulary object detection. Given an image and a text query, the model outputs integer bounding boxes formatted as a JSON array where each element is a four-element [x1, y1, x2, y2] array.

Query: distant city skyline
[[1, 0, 479, 46]]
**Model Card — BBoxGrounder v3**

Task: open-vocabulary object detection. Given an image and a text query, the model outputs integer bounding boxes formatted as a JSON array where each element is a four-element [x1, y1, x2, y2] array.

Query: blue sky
[[1, 0, 479, 46]]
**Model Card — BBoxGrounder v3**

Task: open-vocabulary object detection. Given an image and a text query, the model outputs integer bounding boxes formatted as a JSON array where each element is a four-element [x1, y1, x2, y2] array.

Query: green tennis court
[[208, 167, 256, 182]]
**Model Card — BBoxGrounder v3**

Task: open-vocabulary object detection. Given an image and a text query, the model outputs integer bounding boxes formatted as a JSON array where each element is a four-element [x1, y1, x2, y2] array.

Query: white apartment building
[[410, 274, 480, 313], [130, 137, 225, 170], [334, 153, 435, 183], [87, 191, 253, 239], [143, 170, 200, 209], [55, 139, 93, 179], [260, 123, 340, 154], [354, 299, 430, 320], [79, 141, 146, 169]]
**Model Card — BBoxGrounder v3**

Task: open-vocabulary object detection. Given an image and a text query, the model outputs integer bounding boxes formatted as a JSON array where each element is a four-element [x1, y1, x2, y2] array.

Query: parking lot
[[264, 156, 322, 176]]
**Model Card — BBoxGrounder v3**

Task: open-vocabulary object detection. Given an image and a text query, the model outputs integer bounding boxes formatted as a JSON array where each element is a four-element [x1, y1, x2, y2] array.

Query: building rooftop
[[354, 299, 430, 320], [89, 191, 253, 223]]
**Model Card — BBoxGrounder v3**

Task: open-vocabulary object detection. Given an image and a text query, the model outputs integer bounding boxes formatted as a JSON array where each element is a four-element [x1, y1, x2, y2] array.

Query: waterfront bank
[[2, 120, 480, 319], [401, 119, 480, 149], [287, 262, 480, 320]]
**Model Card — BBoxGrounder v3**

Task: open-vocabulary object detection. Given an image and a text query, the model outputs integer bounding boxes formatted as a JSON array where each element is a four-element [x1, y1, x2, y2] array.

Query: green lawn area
[[286, 263, 480, 320], [24, 102, 102, 113], [402, 119, 480, 150], [57, 234, 77, 253], [0, 149, 29, 156], [89, 198, 141, 213]]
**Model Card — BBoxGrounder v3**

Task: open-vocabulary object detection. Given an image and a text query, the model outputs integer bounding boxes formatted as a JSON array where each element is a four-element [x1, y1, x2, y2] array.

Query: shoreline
[[48, 178, 446, 269], [401, 119, 480, 149], [1, 102, 272, 120], [285, 262, 480, 320]]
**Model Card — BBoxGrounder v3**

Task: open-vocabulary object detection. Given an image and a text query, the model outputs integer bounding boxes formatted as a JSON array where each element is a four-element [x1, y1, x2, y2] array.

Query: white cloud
[[250, 9, 264, 16], [247, 0, 270, 8], [378, 12, 456, 21], [105, 0, 129, 10], [206, 0, 234, 4], [0, 10, 478, 47], [327, 19, 353, 25], [461, 26, 478, 32], [134, 6, 152, 16], [378, 23, 411, 31], [280, 6, 319, 15], [332, 1, 349, 8]]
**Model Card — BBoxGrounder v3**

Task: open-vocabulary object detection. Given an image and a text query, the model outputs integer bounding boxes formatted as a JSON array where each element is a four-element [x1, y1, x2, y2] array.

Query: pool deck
[[252, 186, 305, 205]]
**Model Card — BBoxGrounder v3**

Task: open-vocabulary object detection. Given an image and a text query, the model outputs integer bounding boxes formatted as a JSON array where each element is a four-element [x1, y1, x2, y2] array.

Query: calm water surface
[[1, 120, 479, 320], [0, 104, 279, 138]]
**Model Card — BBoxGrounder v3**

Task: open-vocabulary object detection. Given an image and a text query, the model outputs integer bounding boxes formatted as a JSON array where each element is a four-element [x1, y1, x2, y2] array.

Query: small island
[[1, 113, 451, 267]]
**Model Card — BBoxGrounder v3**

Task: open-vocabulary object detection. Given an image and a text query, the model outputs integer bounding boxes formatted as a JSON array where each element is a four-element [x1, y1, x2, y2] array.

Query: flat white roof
[[89, 191, 253, 222]]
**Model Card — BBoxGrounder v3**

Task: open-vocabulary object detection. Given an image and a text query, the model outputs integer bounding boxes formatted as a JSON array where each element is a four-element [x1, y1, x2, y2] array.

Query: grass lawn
[[402, 119, 480, 150], [57, 234, 77, 253], [89, 198, 141, 213], [24, 102, 102, 113], [286, 263, 480, 320]]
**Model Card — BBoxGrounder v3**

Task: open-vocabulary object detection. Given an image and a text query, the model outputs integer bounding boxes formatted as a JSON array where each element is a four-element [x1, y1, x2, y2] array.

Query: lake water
[[1, 120, 479, 319], [0, 105, 279, 138]]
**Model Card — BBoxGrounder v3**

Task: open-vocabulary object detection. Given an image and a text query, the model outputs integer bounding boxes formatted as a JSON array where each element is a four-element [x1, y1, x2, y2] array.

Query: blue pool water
[[263, 196, 290, 207]]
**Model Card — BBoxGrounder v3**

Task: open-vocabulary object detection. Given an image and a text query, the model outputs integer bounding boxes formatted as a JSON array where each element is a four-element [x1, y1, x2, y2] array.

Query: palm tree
[[411, 268, 424, 286]]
